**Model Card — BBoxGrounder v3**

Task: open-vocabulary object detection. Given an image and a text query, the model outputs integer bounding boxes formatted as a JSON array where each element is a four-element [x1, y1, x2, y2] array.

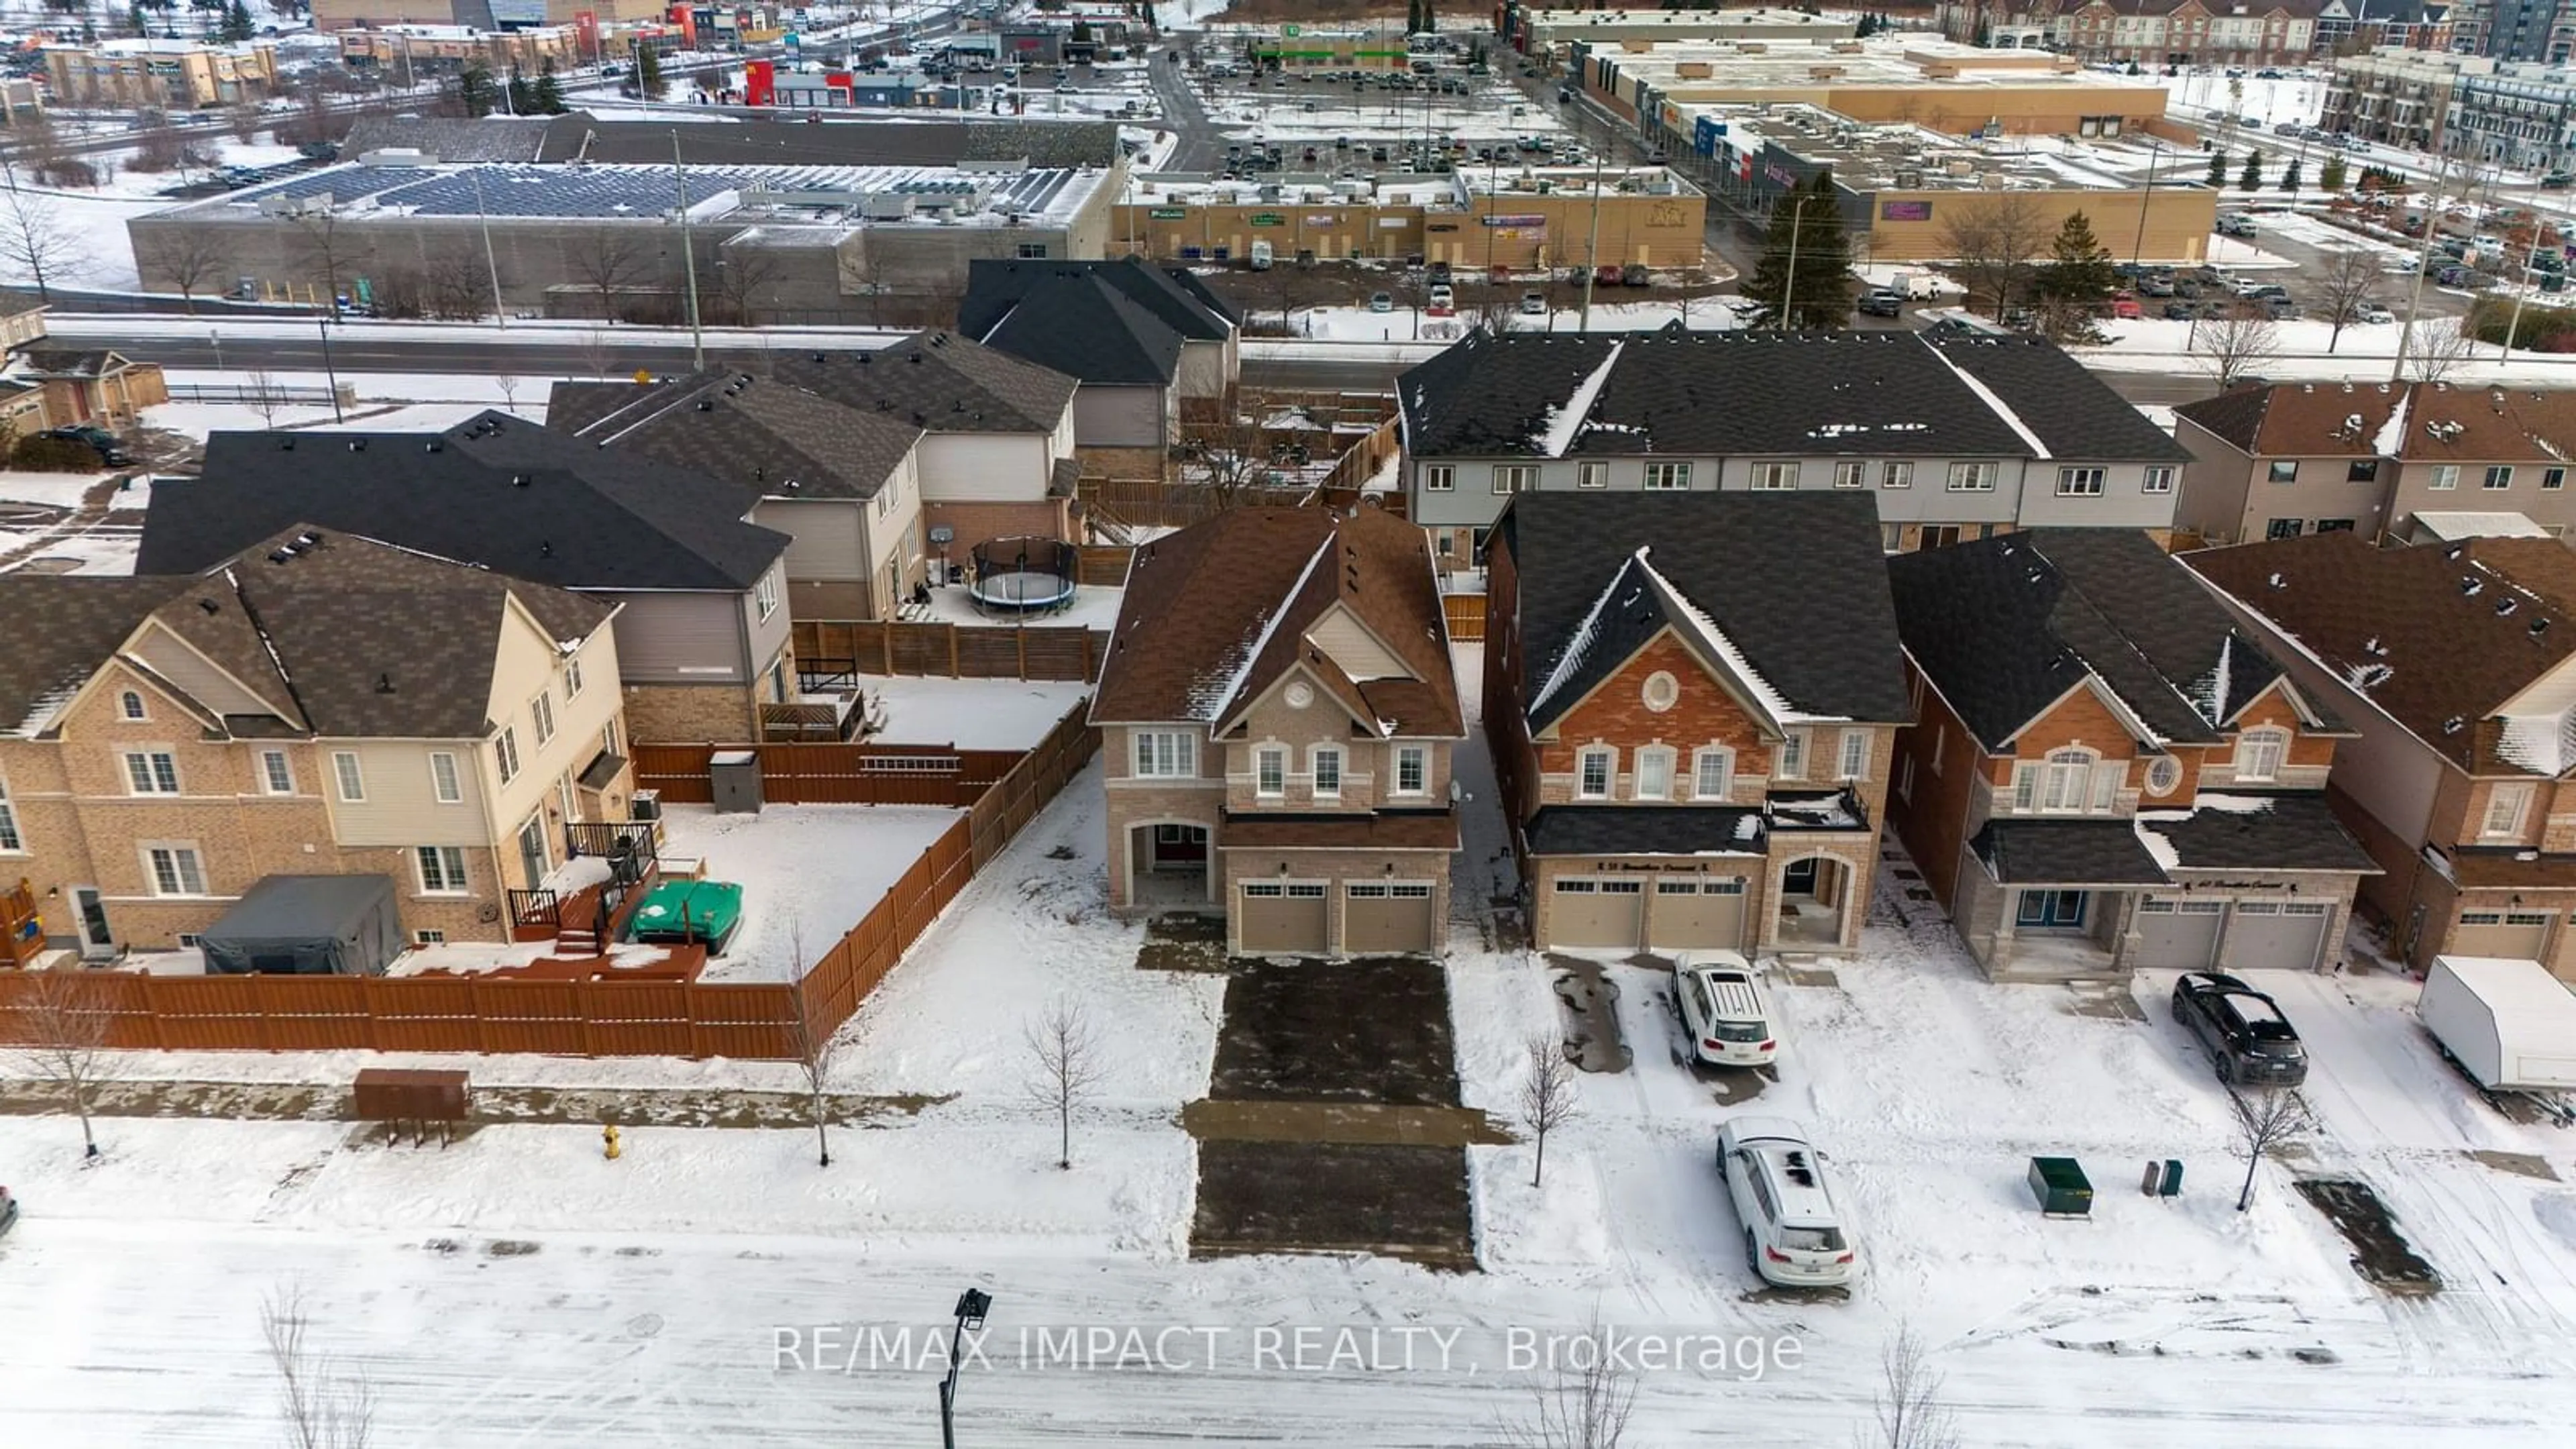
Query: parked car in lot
[[1719, 1118, 1856, 1287], [2355, 302, 2395, 324], [2163, 301, 2197, 320], [2172, 972, 2310, 1087], [1858, 288, 1903, 317], [1621, 263, 1648, 286], [1593, 263, 1621, 286], [42, 425, 133, 467], [1368, 291, 1393, 313], [2217, 213, 2258, 239], [2543, 171, 2576, 190], [1673, 952, 1778, 1068], [1426, 283, 1455, 313], [2111, 292, 2143, 319], [1519, 289, 1547, 314]]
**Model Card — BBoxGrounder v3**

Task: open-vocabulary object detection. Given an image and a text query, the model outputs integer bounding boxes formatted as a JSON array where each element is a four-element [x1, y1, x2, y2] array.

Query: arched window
[[119, 690, 146, 721]]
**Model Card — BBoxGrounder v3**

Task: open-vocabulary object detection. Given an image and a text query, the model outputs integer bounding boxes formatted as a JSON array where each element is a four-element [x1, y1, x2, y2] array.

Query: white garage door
[[2452, 909, 2553, 961], [2134, 897, 2224, 971], [1549, 877, 1645, 950], [1239, 880, 1329, 955], [1647, 877, 1748, 951], [1344, 881, 1438, 955], [2221, 900, 2333, 973]]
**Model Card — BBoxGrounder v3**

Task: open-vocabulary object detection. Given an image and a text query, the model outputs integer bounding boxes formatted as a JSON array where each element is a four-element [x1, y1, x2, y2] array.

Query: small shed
[[710, 750, 764, 814], [202, 874, 405, 977]]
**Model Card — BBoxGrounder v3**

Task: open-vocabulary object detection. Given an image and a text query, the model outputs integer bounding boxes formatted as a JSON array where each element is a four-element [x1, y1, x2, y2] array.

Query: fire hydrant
[[602, 1123, 623, 1161]]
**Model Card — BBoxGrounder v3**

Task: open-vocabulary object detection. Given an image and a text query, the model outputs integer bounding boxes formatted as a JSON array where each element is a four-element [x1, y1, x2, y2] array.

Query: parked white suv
[[1673, 951, 1778, 1068], [1718, 1118, 1856, 1287]]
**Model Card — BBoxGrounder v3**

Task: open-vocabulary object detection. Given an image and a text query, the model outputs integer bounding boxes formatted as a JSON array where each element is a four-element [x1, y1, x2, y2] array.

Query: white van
[[1248, 240, 1274, 270], [1718, 1118, 1856, 1287], [1672, 951, 1778, 1068]]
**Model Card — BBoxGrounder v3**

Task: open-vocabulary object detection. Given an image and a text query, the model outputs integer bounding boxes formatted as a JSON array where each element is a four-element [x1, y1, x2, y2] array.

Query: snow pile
[[658, 803, 962, 981], [1531, 340, 1623, 460], [1633, 548, 1843, 725]]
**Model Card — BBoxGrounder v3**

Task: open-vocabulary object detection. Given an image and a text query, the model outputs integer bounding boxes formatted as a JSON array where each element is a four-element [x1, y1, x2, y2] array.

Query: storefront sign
[[1248, 213, 1286, 226], [1426, 223, 1460, 232], [1880, 200, 1934, 222], [1482, 214, 1548, 227], [1148, 207, 1188, 219], [1305, 213, 1338, 226]]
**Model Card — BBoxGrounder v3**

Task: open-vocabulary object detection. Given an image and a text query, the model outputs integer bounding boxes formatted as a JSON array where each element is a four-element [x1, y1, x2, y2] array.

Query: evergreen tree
[[636, 43, 663, 101], [127, 2, 145, 36], [507, 66, 533, 115], [223, 0, 249, 40], [2280, 157, 2303, 193], [1746, 171, 1852, 329], [458, 64, 496, 119], [2238, 150, 2263, 190], [533, 66, 567, 115], [2320, 153, 2349, 191], [2036, 210, 2116, 337], [2205, 148, 2226, 186]]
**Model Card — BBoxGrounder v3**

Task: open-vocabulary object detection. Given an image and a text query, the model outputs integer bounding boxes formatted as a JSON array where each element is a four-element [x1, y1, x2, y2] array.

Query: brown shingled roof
[[2174, 380, 2406, 458]]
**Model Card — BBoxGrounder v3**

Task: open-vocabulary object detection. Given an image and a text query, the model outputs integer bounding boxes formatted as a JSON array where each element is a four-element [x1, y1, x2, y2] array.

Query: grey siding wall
[[756, 498, 867, 582], [600, 590, 751, 682], [1071, 383, 1169, 447]]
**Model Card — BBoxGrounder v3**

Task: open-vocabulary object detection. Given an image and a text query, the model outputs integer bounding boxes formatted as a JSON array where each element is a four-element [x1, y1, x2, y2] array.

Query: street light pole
[[2129, 142, 2161, 271], [937, 1289, 993, 1449], [1778, 193, 1811, 331], [317, 317, 343, 424]]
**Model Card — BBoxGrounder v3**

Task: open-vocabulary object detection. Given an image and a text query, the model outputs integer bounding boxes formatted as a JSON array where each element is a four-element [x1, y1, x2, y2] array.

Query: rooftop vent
[[426, 439, 443, 453], [347, 438, 367, 452], [197, 597, 219, 614], [512, 474, 531, 487], [374, 673, 395, 694]]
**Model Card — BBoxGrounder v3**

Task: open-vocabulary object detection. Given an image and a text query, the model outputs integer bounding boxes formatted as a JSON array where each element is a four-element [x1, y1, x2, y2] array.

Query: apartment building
[[42, 38, 279, 110], [2323, 47, 2491, 150], [0, 528, 631, 956]]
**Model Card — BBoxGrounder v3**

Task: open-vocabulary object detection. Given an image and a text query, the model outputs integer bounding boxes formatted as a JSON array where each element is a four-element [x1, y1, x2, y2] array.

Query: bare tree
[[562, 231, 650, 324], [494, 374, 523, 415], [288, 210, 373, 314], [0, 175, 87, 303], [1518, 1032, 1581, 1188], [1937, 193, 2048, 320], [1857, 1325, 1960, 1449], [2229, 1087, 2315, 1212], [784, 916, 839, 1168], [262, 1285, 376, 1449], [2190, 302, 2279, 389], [2402, 315, 2477, 385], [245, 369, 287, 428], [1175, 413, 1280, 509], [3, 967, 115, 1161], [709, 249, 783, 327], [1499, 1319, 1635, 1449], [1022, 998, 1106, 1170], [133, 223, 236, 315], [227, 103, 264, 144], [421, 241, 498, 322], [575, 327, 616, 381], [2313, 248, 2381, 354]]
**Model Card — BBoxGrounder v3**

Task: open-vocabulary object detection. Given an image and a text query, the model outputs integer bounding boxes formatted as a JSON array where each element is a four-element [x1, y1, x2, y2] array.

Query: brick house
[[140, 412, 795, 745], [549, 372, 930, 624], [0, 527, 632, 957], [1398, 329, 2188, 570], [2174, 380, 2576, 545], [2055, 0, 2322, 66], [1089, 506, 1463, 957], [2188, 531, 2576, 980], [8, 348, 171, 431], [1886, 529, 2375, 980], [1485, 492, 1911, 955]]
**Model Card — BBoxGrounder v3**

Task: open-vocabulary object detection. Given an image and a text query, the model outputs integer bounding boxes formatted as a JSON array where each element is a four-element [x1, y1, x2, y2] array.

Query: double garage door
[[2135, 897, 2333, 972], [1550, 875, 1747, 951], [1238, 880, 1437, 955]]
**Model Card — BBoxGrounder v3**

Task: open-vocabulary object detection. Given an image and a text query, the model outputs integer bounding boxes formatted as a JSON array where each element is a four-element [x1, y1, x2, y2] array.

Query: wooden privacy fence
[[792, 619, 1106, 684], [1442, 592, 1487, 642], [629, 741, 1024, 807], [0, 707, 1102, 1061]]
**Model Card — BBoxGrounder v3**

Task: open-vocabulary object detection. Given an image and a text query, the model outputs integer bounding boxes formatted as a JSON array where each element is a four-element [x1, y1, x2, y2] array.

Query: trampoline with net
[[968, 535, 1078, 614]]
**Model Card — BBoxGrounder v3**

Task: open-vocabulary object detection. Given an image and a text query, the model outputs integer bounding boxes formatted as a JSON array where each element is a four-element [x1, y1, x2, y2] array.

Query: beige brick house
[[0, 527, 633, 958], [1485, 492, 1911, 955], [1089, 506, 1464, 957]]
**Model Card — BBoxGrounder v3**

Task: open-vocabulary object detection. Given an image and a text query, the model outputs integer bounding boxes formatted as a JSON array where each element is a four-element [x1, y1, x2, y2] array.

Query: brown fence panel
[[250, 976, 378, 1052], [578, 981, 698, 1057], [367, 977, 485, 1053], [635, 744, 717, 804], [1077, 545, 1133, 587], [688, 981, 802, 1059], [953, 628, 1024, 680], [890, 624, 955, 676], [1020, 629, 1099, 682], [470, 980, 587, 1055], [144, 974, 290, 1051], [1442, 594, 1487, 642]]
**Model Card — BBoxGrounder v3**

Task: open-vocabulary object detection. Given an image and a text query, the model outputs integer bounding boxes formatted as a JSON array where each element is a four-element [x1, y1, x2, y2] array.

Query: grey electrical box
[[709, 751, 763, 814]]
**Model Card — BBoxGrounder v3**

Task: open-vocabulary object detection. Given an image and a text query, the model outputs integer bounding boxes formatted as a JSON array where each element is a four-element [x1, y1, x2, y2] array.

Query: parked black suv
[[2171, 972, 2308, 1087]]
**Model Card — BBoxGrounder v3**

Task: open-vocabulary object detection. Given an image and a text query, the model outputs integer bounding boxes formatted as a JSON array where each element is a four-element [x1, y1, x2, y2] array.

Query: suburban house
[[2173, 380, 2576, 545], [1885, 529, 2375, 981], [6, 347, 170, 429], [767, 331, 1083, 561], [1484, 492, 1911, 955], [961, 258, 1243, 468], [1396, 329, 2189, 568], [1089, 504, 1464, 957], [2188, 532, 2576, 980], [547, 372, 929, 624], [138, 412, 796, 745], [0, 526, 630, 955]]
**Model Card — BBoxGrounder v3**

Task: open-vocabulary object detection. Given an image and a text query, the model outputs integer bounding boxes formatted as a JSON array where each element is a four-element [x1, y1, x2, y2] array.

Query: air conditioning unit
[[630, 789, 663, 823]]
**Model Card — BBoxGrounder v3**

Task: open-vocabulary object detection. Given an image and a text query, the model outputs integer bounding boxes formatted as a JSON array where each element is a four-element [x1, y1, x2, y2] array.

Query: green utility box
[[2028, 1157, 2094, 1218]]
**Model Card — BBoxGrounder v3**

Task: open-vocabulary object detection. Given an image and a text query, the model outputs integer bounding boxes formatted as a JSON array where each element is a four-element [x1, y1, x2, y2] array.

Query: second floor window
[[333, 751, 366, 802], [2056, 467, 2106, 497], [496, 727, 521, 786], [1837, 730, 1869, 781], [2234, 727, 2286, 783], [1833, 462, 1868, 490], [125, 751, 178, 796], [2016, 748, 2111, 814], [2485, 466, 2515, 490], [1634, 746, 1674, 800], [1644, 462, 1692, 490], [1776, 731, 1806, 780], [260, 750, 294, 795], [565, 650, 585, 700], [2430, 465, 2459, 490], [430, 751, 464, 803], [1881, 462, 1914, 489], [2548, 468, 2567, 490], [1424, 464, 1455, 492], [2143, 466, 2177, 494], [1393, 745, 1427, 795], [1311, 748, 1342, 799], [1575, 461, 1607, 489], [1132, 731, 1195, 777], [531, 689, 556, 746], [1947, 462, 1997, 492], [119, 690, 147, 720], [1493, 464, 1538, 495], [2484, 782, 2535, 839], [1693, 747, 1733, 800], [1750, 462, 1798, 491], [2268, 460, 2298, 483], [1577, 747, 1613, 799], [1256, 747, 1286, 798], [756, 570, 780, 621], [0, 775, 19, 851]]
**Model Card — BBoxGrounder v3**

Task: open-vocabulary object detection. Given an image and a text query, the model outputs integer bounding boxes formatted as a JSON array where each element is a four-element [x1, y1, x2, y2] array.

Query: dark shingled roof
[[1498, 492, 1911, 729], [140, 411, 790, 594], [0, 576, 189, 736], [1888, 529, 2293, 752], [1219, 810, 1460, 852], [1523, 805, 1767, 858], [2133, 794, 2381, 875], [770, 331, 1077, 435], [972, 274, 1185, 386], [341, 115, 553, 164], [1399, 329, 2161, 460], [547, 372, 922, 503], [963, 257, 1236, 345], [1970, 819, 2171, 885]]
